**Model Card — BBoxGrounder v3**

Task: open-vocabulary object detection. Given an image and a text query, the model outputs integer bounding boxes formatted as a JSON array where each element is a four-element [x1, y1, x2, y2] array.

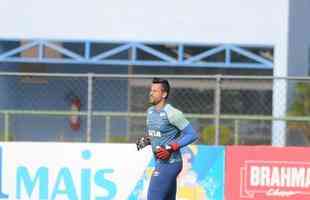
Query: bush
[[107, 135, 128, 143], [288, 82, 310, 140], [201, 125, 231, 145], [0, 133, 15, 141]]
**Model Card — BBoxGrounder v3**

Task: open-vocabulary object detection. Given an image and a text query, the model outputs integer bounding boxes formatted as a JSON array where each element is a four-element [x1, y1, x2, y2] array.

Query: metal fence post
[[234, 119, 239, 145], [214, 75, 221, 145], [86, 73, 94, 142], [272, 77, 287, 146], [105, 116, 111, 142], [4, 112, 9, 141]]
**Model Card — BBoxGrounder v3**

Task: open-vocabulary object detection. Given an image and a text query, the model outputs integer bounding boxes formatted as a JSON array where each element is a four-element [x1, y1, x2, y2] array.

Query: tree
[[288, 82, 310, 140], [201, 125, 231, 145]]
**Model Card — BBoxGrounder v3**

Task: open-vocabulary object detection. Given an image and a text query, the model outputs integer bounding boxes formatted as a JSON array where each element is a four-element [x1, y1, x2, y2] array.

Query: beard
[[149, 98, 156, 105], [149, 96, 160, 106]]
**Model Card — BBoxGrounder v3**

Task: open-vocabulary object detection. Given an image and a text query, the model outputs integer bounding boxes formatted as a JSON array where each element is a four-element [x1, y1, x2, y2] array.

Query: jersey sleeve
[[166, 106, 189, 130]]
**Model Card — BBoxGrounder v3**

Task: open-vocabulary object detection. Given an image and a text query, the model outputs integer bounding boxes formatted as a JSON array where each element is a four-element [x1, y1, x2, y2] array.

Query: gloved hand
[[169, 143, 180, 152], [155, 143, 180, 160], [136, 135, 151, 151], [156, 146, 171, 160]]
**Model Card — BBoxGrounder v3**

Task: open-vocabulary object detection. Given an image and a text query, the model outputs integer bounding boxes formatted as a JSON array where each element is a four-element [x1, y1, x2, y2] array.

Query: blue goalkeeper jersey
[[146, 104, 189, 164]]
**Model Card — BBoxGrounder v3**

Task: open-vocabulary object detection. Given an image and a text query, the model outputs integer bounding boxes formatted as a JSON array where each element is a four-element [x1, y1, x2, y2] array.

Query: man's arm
[[155, 105, 199, 160], [166, 106, 199, 149], [175, 123, 198, 148], [156, 124, 198, 160]]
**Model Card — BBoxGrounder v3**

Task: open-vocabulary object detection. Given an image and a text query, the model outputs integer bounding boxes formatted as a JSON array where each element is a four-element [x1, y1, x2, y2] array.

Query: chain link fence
[[0, 72, 309, 146]]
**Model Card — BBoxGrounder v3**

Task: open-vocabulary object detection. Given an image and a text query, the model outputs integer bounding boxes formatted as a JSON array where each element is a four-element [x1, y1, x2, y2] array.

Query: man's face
[[149, 83, 166, 105]]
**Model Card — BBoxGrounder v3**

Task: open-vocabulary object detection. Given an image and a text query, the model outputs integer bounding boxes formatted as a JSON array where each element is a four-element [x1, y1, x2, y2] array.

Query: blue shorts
[[147, 161, 182, 200]]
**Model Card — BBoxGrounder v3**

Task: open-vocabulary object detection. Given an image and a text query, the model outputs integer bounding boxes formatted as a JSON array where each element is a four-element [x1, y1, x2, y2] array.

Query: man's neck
[[155, 101, 166, 111]]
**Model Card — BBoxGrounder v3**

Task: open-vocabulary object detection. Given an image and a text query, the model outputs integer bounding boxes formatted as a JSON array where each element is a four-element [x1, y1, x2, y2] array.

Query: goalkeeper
[[136, 77, 198, 200]]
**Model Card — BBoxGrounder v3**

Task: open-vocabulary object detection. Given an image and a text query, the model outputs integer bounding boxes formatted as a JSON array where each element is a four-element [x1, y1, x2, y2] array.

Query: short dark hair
[[152, 77, 170, 99]]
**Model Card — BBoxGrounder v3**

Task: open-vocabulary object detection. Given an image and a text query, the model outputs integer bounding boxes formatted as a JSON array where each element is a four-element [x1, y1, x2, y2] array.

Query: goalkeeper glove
[[155, 143, 180, 160], [136, 135, 151, 151], [169, 143, 180, 152]]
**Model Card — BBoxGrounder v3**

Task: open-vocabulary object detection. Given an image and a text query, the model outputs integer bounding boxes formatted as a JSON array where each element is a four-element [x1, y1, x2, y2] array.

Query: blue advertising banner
[[0, 143, 151, 200], [0, 143, 224, 200], [129, 145, 225, 200]]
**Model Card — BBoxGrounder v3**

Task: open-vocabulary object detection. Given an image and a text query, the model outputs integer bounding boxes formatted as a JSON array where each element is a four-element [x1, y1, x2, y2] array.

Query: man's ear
[[162, 92, 167, 99]]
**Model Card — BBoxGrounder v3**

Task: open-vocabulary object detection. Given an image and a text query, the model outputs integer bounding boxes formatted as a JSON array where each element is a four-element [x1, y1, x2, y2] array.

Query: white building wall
[[1, 0, 287, 45]]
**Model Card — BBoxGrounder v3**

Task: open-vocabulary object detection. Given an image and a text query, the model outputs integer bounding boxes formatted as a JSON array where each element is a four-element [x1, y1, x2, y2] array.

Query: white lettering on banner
[[15, 150, 117, 200], [240, 161, 310, 198], [250, 166, 310, 187], [266, 189, 299, 197]]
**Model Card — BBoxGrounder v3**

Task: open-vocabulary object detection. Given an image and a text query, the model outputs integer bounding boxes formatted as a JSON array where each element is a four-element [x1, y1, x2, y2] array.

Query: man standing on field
[[136, 77, 198, 200]]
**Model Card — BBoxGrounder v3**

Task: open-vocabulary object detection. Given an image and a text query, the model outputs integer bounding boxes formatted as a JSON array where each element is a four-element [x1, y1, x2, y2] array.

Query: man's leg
[[147, 162, 182, 200], [165, 179, 177, 200]]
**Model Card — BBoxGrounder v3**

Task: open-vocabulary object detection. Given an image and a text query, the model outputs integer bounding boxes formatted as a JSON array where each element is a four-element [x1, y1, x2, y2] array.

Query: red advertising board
[[226, 146, 310, 200]]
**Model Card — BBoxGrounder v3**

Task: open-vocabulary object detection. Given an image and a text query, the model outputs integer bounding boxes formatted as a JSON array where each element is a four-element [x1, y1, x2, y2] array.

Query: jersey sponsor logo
[[148, 130, 162, 137]]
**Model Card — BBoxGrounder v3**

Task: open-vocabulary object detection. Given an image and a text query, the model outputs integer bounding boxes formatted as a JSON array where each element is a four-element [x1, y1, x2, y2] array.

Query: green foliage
[[107, 135, 128, 143], [0, 133, 14, 141], [288, 83, 310, 140], [201, 125, 231, 145], [289, 83, 310, 116]]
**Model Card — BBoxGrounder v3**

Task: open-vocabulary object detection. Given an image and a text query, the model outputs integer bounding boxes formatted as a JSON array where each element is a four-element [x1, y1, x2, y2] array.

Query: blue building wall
[[0, 63, 18, 139], [0, 63, 129, 142]]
